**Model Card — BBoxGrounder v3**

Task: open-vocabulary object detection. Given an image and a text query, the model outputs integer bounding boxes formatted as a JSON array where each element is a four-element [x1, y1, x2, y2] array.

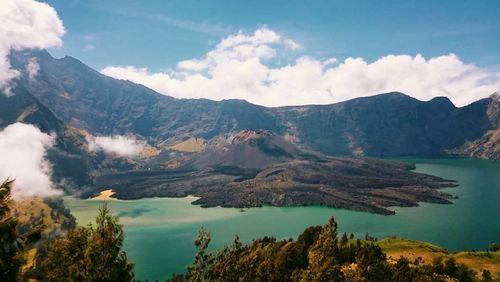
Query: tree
[[0, 179, 41, 281], [187, 226, 214, 282], [392, 257, 415, 282], [295, 217, 344, 282], [340, 232, 349, 245], [40, 227, 91, 281], [481, 270, 493, 282], [356, 242, 388, 279], [41, 204, 134, 281], [86, 204, 134, 281], [488, 243, 500, 252], [177, 217, 484, 282]]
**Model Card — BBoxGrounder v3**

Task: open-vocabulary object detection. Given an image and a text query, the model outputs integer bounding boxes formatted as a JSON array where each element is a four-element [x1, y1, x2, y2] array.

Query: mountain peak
[[377, 91, 412, 98], [232, 130, 275, 144], [187, 130, 300, 170], [352, 92, 418, 103], [428, 96, 455, 107]]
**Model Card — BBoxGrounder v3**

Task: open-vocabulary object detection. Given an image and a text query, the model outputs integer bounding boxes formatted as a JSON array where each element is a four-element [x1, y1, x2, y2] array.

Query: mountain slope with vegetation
[[0, 85, 95, 192], [0, 179, 133, 281], [8, 50, 500, 159]]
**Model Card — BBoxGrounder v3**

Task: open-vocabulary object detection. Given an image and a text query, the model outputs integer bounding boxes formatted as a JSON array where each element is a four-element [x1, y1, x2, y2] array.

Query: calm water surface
[[63, 158, 500, 280]]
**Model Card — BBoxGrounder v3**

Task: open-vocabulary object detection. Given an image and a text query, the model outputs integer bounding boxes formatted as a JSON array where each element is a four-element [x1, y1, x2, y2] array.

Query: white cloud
[[284, 39, 302, 51], [0, 123, 61, 198], [0, 0, 65, 94], [102, 27, 500, 107], [26, 57, 40, 80], [151, 14, 232, 35], [87, 135, 145, 157]]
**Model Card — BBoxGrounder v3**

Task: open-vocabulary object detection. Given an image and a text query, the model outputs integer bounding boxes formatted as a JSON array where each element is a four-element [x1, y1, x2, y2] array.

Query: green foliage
[[41, 204, 134, 282], [174, 216, 488, 282], [430, 256, 477, 282], [0, 179, 41, 282], [481, 270, 493, 282], [0, 178, 22, 281], [187, 226, 214, 282], [488, 243, 500, 252], [295, 217, 344, 281]]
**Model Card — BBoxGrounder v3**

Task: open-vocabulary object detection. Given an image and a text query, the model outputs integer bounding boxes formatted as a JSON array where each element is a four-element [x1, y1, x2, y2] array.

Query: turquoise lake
[[63, 158, 500, 280]]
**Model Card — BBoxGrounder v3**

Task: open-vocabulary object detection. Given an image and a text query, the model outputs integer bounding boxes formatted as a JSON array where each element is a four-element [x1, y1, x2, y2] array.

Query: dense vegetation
[[0, 179, 41, 281], [0, 179, 133, 281], [171, 217, 496, 282], [1, 178, 498, 281], [40, 204, 134, 281]]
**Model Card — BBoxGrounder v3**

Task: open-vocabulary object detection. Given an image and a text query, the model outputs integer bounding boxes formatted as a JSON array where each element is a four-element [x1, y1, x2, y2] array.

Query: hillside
[[0, 85, 94, 191], [378, 237, 500, 280], [12, 197, 76, 276], [173, 217, 499, 281], [187, 130, 303, 169], [8, 50, 499, 159], [450, 93, 500, 160]]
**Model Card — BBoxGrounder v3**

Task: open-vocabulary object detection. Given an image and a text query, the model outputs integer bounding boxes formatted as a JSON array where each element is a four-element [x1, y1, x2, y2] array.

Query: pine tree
[[86, 204, 134, 281], [41, 204, 134, 281], [296, 217, 344, 281], [187, 226, 214, 282]]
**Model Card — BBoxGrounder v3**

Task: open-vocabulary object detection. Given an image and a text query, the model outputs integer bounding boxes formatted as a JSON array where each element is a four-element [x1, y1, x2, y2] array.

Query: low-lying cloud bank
[[87, 135, 145, 157], [102, 27, 500, 107], [0, 123, 61, 198], [0, 0, 65, 94]]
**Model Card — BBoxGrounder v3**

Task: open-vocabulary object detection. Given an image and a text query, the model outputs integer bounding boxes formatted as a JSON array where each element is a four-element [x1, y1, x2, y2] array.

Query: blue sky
[[0, 0, 485, 107], [45, 0, 500, 71]]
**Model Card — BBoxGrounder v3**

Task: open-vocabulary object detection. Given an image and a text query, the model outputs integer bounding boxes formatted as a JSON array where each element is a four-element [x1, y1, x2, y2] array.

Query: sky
[[2, 0, 500, 107], [45, 0, 500, 71], [0, 0, 499, 197]]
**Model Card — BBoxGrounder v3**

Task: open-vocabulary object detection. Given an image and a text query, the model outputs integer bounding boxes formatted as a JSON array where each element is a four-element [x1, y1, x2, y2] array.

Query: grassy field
[[378, 237, 500, 280]]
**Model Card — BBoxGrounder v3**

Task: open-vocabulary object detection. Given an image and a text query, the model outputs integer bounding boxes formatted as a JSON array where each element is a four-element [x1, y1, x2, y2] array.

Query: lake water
[[63, 158, 500, 280]]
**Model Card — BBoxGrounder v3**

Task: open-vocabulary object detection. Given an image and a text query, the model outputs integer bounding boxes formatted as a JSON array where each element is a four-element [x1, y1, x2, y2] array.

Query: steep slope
[[455, 129, 500, 160], [186, 130, 305, 170], [168, 137, 206, 152], [276, 93, 495, 156], [9, 50, 281, 143], [0, 84, 63, 133], [449, 93, 500, 160], [8, 50, 498, 158], [0, 85, 94, 191]]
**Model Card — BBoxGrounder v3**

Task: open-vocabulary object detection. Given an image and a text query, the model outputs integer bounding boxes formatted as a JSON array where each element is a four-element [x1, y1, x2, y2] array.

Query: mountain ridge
[[6, 49, 499, 159]]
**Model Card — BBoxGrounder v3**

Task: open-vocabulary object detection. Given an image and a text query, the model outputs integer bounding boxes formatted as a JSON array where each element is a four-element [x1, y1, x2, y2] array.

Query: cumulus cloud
[[102, 27, 500, 107], [87, 135, 145, 157], [0, 0, 65, 94], [0, 123, 61, 198]]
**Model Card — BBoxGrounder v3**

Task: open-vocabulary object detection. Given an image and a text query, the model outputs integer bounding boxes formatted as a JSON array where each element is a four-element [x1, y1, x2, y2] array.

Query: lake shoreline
[[64, 158, 500, 279]]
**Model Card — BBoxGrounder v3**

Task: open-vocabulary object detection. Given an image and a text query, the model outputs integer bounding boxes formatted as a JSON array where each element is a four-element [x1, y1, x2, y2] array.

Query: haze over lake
[[64, 158, 500, 280]]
